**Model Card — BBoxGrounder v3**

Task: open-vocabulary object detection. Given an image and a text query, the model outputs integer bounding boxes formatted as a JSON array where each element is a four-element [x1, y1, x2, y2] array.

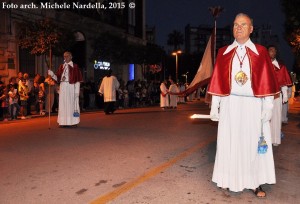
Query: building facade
[[0, 0, 146, 84]]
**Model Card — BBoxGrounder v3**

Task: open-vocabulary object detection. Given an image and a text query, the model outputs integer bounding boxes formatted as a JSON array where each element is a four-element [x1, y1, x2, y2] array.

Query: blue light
[[129, 64, 134, 80]]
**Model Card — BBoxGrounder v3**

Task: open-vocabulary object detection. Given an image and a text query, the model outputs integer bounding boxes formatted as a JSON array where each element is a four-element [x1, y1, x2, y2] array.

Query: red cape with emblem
[[273, 63, 293, 87], [56, 63, 83, 84], [208, 44, 279, 97]]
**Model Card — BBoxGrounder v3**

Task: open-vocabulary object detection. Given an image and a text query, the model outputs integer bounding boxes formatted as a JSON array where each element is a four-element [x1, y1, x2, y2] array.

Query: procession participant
[[208, 13, 279, 198], [48, 51, 83, 127], [268, 45, 293, 145], [160, 79, 169, 110], [98, 69, 120, 115], [168, 79, 179, 109]]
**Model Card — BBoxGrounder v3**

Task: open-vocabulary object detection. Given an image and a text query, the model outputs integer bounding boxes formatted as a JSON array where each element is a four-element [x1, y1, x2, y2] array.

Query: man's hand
[[210, 107, 219, 121], [261, 96, 274, 123], [48, 70, 54, 77], [261, 109, 272, 123], [210, 96, 221, 122], [282, 86, 288, 103]]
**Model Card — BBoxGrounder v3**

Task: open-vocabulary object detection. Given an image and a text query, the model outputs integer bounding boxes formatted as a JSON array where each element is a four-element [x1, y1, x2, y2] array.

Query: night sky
[[146, 0, 294, 70]]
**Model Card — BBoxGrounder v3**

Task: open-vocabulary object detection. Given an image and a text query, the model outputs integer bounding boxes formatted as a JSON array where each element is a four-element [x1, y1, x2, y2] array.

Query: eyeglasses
[[233, 23, 249, 28]]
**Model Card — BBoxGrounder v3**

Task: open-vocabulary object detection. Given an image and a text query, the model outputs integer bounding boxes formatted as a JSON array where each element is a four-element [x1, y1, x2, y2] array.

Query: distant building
[[252, 24, 280, 48], [146, 25, 156, 44], [0, 0, 146, 84], [185, 24, 232, 54], [185, 23, 279, 55]]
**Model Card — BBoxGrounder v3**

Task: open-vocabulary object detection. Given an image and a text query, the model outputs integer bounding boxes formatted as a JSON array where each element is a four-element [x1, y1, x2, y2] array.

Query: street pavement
[[0, 98, 299, 204]]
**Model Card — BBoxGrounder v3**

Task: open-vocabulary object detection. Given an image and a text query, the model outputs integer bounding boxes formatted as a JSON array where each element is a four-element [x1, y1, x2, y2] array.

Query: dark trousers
[[9, 103, 20, 119], [104, 102, 115, 114]]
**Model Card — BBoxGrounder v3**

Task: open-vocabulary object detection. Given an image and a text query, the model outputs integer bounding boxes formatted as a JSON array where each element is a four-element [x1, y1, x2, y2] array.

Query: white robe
[[270, 59, 287, 145], [160, 83, 169, 108], [282, 86, 291, 123], [212, 40, 276, 192], [270, 94, 282, 145], [99, 76, 120, 102], [169, 84, 179, 107]]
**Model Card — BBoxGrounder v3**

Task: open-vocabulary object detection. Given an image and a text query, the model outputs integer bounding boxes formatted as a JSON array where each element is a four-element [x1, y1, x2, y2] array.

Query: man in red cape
[[207, 13, 279, 198], [48, 51, 83, 127]]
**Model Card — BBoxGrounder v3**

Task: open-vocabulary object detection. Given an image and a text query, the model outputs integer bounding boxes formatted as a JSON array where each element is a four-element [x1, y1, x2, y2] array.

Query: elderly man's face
[[233, 15, 253, 44], [63, 52, 72, 63]]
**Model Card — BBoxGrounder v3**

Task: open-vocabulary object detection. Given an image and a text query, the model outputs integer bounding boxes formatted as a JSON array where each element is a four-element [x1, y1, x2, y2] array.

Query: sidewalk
[[1, 96, 300, 122], [289, 96, 300, 114], [0, 108, 103, 122]]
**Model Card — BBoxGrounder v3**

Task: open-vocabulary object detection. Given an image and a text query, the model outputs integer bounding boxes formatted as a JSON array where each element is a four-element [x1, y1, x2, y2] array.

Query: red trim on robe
[[208, 44, 280, 97], [274, 63, 293, 87]]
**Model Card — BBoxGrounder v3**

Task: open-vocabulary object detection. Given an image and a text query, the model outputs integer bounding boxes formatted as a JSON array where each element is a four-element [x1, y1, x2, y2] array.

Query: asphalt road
[[0, 100, 299, 204]]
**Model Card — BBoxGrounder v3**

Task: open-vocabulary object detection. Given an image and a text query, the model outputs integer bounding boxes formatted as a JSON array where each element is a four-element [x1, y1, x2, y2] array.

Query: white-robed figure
[[160, 79, 169, 109], [282, 86, 292, 123], [98, 69, 120, 115], [268, 45, 293, 145], [168, 79, 179, 108], [48, 52, 83, 127], [208, 13, 279, 197]]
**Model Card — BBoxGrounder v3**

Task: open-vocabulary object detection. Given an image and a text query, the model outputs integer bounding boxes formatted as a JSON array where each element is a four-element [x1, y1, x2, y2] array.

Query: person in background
[[18, 78, 29, 119], [208, 13, 279, 198], [268, 45, 293, 146], [0, 79, 4, 120], [168, 79, 179, 109], [44, 75, 56, 114], [16, 72, 23, 85], [8, 84, 20, 120], [23, 73, 33, 116], [87, 77, 97, 109], [48, 51, 83, 127], [98, 69, 120, 115], [1, 85, 9, 121], [31, 80, 40, 114], [38, 76, 46, 116], [282, 86, 292, 124], [160, 79, 169, 110], [178, 82, 186, 103]]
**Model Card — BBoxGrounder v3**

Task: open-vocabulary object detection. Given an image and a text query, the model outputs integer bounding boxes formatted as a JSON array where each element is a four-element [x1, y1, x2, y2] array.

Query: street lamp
[[172, 50, 182, 82], [182, 71, 189, 84]]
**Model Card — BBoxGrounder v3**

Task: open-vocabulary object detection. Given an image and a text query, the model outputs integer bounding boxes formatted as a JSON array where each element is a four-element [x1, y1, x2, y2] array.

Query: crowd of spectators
[[0, 72, 171, 121], [0, 72, 54, 121]]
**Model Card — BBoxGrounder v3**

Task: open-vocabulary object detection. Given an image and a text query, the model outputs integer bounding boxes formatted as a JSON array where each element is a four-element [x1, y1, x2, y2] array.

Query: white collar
[[64, 61, 74, 67], [223, 39, 259, 55], [272, 59, 280, 69]]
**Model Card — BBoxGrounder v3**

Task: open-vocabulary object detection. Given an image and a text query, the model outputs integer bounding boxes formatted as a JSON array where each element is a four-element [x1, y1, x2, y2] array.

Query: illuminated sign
[[94, 60, 110, 70], [129, 64, 134, 80]]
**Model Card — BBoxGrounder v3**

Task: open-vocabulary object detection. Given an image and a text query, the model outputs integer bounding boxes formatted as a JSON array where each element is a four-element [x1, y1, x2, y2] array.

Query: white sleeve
[[75, 82, 80, 95], [211, 95, 221, 109], [99, 79, 104, 94]]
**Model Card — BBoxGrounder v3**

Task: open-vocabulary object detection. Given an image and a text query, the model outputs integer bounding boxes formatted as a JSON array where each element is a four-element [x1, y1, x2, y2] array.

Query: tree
[[281, 0, 300, 73], [90, 32, 128, 64], [18, 19, 75, 69], [167, 30, 184, 51], [91, 32, 165, 64]]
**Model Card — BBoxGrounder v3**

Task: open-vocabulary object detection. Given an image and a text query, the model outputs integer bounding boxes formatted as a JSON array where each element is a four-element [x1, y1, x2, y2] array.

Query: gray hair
[[234, 13, 253, 25]]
